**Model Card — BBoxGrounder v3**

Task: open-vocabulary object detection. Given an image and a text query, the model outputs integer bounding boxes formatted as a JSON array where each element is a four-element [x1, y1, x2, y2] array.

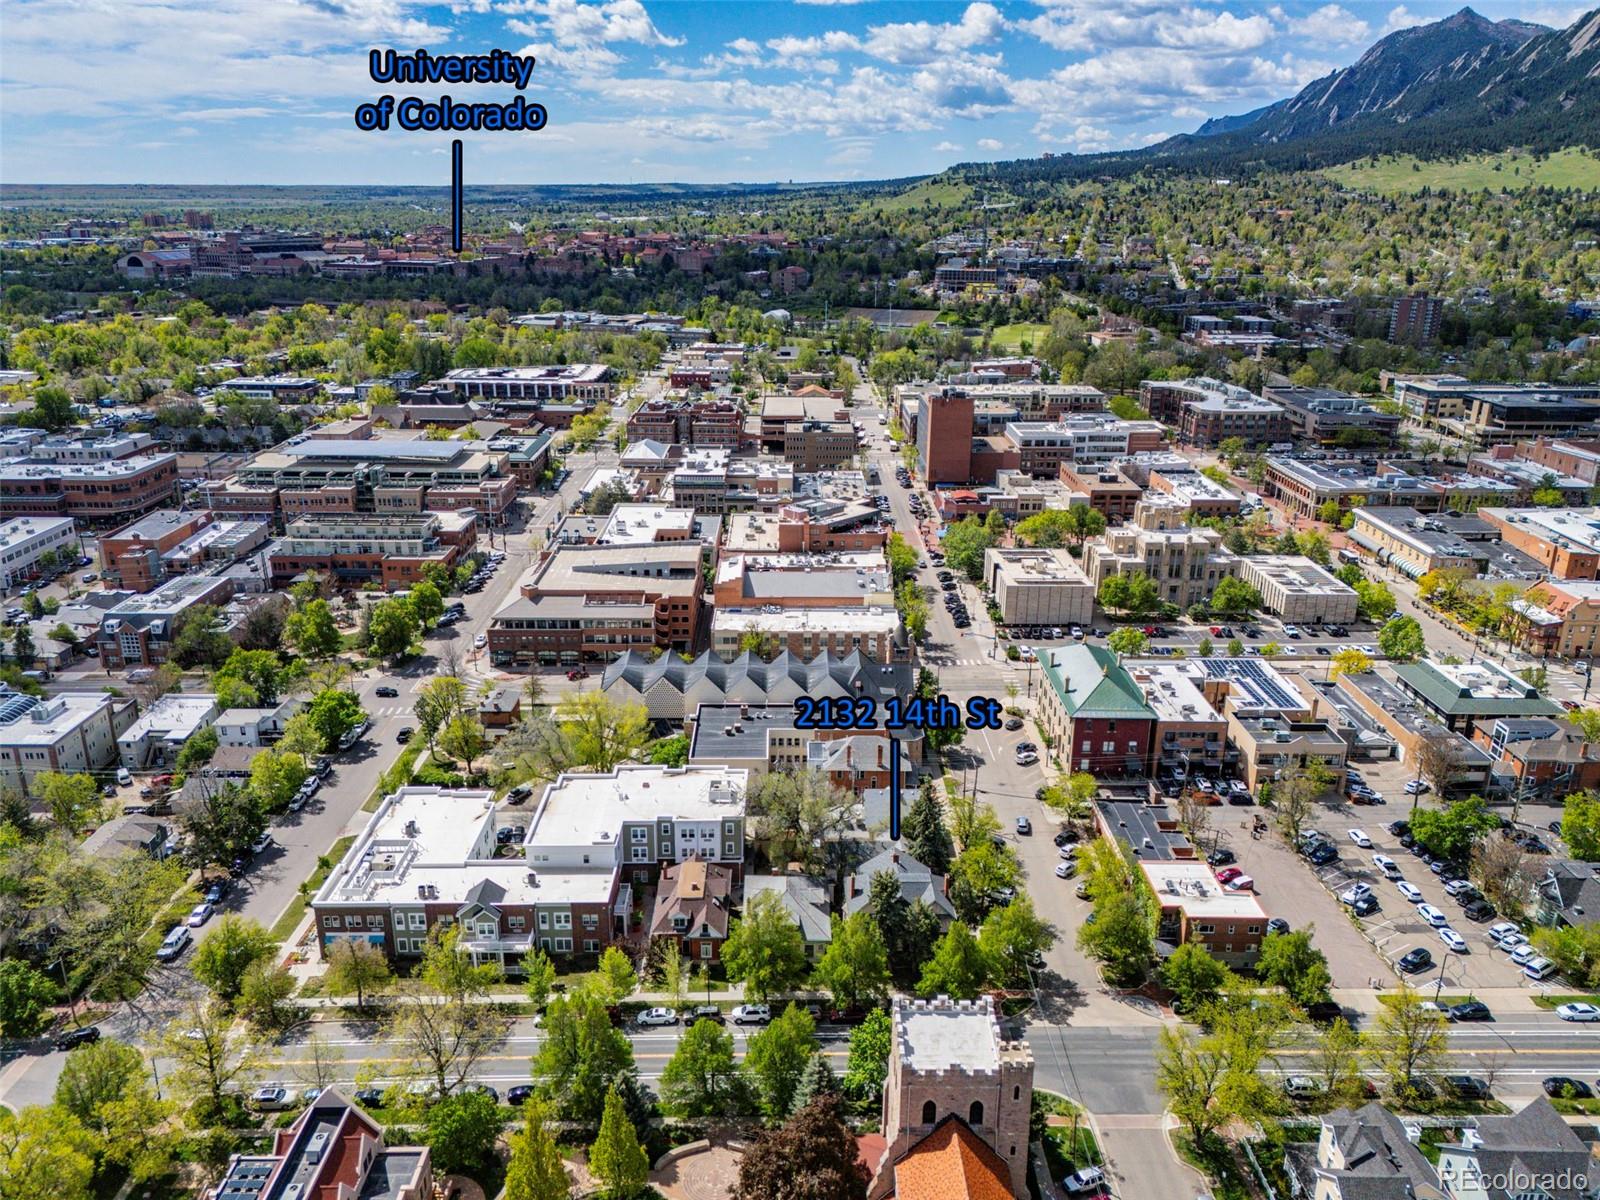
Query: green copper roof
[[1039, 644, 1157, 720], [1390, 660, 1563, 719]]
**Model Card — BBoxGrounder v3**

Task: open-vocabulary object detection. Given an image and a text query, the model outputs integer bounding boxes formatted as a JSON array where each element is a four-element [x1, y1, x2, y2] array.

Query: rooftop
[[1198, 657, 1310, 716], [985, 547, 1091, 586], [1393, 659, 1564, 719], [895, 995, 1011, 1074], [1141, 859, 1266, 918], [529, 764, 747, 849], [710, 606, 900, 634], [1126, 663, 1223, 724], [443, 364, 610, 383], [1480, 506, 1600, 556], [1038, 644, 1158, 720], [1096, 800, 1193, 860], [1241, 555, 1358, 599]]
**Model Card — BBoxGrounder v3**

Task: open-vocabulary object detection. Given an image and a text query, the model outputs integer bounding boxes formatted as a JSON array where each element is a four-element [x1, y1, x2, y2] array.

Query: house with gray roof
[[844, 849, 955, 926], [603, 649, 913, 722], [1283, 1101, 1436, 1200], [744, 874, 833, 959], [1533, 859, 1600, 929]]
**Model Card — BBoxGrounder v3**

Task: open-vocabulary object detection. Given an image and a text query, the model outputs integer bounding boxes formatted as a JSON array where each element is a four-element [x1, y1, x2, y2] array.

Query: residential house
[[743, 874, 832, 960], [844, 849, 955, 926], [650, 860, 734, 963]]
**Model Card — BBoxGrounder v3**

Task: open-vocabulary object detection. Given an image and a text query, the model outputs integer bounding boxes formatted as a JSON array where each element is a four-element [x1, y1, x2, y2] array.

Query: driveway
[[1096, 1120, 1207, 1200]]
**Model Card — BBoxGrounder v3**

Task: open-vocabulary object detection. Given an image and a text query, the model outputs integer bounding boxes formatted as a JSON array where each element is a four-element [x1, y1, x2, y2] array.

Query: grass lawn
[[1532, 993, 1600, 1010], [364, 742, 424, 811], [1323, 147, 1600, 194], [1173, 1132, 1250, 1200], [271, 835, 355, 942], [1035, 1091, 1101, 1182], [870, 177, 975, 214], [989, 323, 1049, 353], [1552, 1096, 1600, 1115]]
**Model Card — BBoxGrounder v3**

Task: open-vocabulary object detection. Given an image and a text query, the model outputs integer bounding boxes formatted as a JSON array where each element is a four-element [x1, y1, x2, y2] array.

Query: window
[[659, 821, 671, 837], [408, 913, 425, 930], [700, 942, 712, 958], [1195, 923, 1216, 934], [630, 827, 647, 842], [968, 1101, 984, 1126], [582, 914, 598, 930], [1247, 924, 1261, 934], [632, 847, 650, 862], [345, 916, 361, 928], [509, 916, 525, 931], [554, 937, 572, 952], [554, 913, 572, 929], [584, 939, 599, 952], [476, 921, 496, 938], [539, 912, 550, 929], [367, 915, 384, 929], [921, 1101, 936, 1125], [1102, 741, 1114, 754], [323, 916, 339, 929], [1013, 1086, 1020, 1100], [724, 842, 735, 857]]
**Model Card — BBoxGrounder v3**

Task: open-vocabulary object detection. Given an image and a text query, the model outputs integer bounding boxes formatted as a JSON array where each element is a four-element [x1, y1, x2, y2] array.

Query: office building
[[1036, 644, 1158, 777], [1260, 385, 1402, 445], [1347, 507, 1493, 579], [266, 512, 477, 589], [439, 364, 614, 404], [710, 606, 902, 663], [1128, 664, 1228, 782], [1263, 457, 1517, 521], [1083, 523, 1240, 611], [1235, 556, 1359, 624], [1140, 859, 1268, 968], [1479, 507, 1600, 579], [118, 694, 221, 770], [0, 517, 77, 588], [625, 399, 746, 449], [1139, 378, 1290, 448], [982, 548, 1094, 627], [1389, 658, 1564, 739], [0, 453, 180, 528], [1387, 293, 1444, 345], [1226, 714, 1348, 795], [95, 573, 237, 667], [783, 421, 858, 471], [916, 389, 975, 485], [712, 550, 891, 611]]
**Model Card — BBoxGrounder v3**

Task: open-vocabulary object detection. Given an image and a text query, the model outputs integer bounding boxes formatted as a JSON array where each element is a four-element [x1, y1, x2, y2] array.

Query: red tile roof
[[890, 1118, 1015, 1200]]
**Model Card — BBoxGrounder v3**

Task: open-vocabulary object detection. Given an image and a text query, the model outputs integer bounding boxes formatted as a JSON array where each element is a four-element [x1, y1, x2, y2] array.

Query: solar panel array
[[1200, 657, 1302, 712]]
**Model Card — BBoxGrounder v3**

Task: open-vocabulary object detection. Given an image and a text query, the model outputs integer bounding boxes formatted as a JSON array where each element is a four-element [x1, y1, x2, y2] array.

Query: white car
[[250, 832, 271, 855], [185, 902, 214, 928], [1348, 829, 1372, 848], [1061, 1167, 1106, 1195], [1339, 883, 1374, 906], [1438, 927, 1468, 953], [1509, 943, 1539, 966], [1496, 931, 1529, 952], [473, 633, 488, 650], [1015, 751, 1039, 767], [1418, 904, 1448, 927], [1396, 881, 1425, 903], [1405, 780, 1430, 795], [731, 1004, 771, 1025], [1223, 874, 1254, 892], [635, 1007, 678, 1027], [1488, 922, 1522, 944], [1557, 1003, 1600, 1022], [251, 1086, 294, 1111], [1373, 853, 1400, 876], [1054, 862, 1075, 879], [1283, 624, 1303, 637]]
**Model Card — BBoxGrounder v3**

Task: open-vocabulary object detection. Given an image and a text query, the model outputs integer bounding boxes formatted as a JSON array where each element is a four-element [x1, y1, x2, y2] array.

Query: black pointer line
[[889, 730, 902, 841], [451, 139, 464, 253]]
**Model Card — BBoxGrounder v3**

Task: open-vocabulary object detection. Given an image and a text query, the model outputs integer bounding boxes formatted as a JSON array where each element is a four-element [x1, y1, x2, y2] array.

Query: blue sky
[[1, 0, 1588, 186]]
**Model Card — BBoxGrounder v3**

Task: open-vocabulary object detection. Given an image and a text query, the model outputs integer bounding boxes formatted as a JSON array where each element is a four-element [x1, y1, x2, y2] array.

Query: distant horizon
[[2, 0, 1588, 188]]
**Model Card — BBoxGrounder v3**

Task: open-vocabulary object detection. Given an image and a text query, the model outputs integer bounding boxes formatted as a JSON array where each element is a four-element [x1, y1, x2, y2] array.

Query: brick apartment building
[[916, 390, 975, 484], [0, 455, 181, 528], [625, 399, 747, 449], [266, 512, 477, 590]]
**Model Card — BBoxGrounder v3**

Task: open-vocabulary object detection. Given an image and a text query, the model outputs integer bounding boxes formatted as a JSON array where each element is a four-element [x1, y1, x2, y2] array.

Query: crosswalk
[[370, 705, 412, 719]]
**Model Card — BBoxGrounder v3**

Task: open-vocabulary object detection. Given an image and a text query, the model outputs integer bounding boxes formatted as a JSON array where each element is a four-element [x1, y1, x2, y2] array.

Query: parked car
[[1404, 780, 1430, 795], [1338, 883, 1374, 906], [1015, 816, 1031, 836], [1543, 1077, 1593, 1098], [1557, 1003, 1600, 1022], [1061, 1167, 1107, 1195], [1448, 1000, 1491, 1022], [1348, 829, 1372, 848], [251, 1086, 294, 1111], [1439, 928, 1469, 954], [1418, 904, 1448, 927], [506, 1085, 536, 1106], [1445, 1075, 1492, 1100], [688, 1005, 724, 1025], [636, 1007, 678, 1027], [1461, 899, 1497, 922], [1283, 1076, 1322, 1098], [1215, 866, 1244, 884], [185, 902, 214, 927], [53, 1025, 101, 1051], [1207, 848, 1236, 867], [1351, 894, 1379, 916], [1266, 917, 1290, 935], [731, 1004, 771, 1024], [155, 925, 191, 962], [1396, 881, 1424, 903], [1397, 948, 1433, 973]]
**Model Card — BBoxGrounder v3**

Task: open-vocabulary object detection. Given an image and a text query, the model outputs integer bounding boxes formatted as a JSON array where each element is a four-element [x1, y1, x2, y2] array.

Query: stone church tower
[[868, 995, 1035, 1199]]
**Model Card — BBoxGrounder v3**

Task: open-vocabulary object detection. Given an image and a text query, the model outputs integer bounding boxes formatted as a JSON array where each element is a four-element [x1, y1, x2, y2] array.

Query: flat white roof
[[0, 692, 114, 747], [1141, 860, 1266, 918], [1126, 663, 1223, 724], [896, 996, 1001, 1073], [529, 764, 747, 848], [711, 607, 900, 634]]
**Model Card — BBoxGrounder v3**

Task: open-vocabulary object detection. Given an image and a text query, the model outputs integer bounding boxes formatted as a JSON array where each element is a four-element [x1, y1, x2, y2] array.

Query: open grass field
[[988, 322, 1050, 352], [1323, 147, 1600, 194], [870, 176, 975, 214]]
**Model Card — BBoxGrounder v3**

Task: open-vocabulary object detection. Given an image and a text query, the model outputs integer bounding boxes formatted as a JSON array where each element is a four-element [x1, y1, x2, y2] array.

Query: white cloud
[[503, 0, 681, 46], [1019, 4, 1274, 53], [933, 140, 962, 152], [976, 137, 1004, 151], [1288, 3, 1369, 44], [509, 39, 624, 74], [1380, 6, 1419, 35], [859, 2, 1007, 65]]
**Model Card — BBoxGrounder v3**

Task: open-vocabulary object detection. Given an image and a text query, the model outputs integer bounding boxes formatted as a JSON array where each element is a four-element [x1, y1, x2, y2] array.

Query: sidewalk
[[1331, 985, 1550, 1020]]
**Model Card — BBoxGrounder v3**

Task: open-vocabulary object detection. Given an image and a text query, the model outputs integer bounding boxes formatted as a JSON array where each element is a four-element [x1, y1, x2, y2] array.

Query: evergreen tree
[[589, 1085, 649, 1200], [733, 1094, 869, 1200], [789, 1053, 839, 1118], [504, 1100, 572, 1200], [902, 783, 953, 874]]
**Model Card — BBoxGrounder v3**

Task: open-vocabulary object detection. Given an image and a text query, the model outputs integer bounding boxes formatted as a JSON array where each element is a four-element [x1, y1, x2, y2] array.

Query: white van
[[116, 767, 132, 786], [155, 925, 191, 962], [1524, 957, 1559, 981]]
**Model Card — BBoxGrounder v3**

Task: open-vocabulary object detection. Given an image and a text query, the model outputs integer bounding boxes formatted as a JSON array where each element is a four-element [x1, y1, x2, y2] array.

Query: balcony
[[461, 932, 534, 955]]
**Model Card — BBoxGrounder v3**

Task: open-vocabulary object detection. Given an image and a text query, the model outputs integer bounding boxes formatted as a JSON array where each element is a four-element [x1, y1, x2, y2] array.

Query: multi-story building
[[1036, 643, 1158, 777], [218, 375, 322, 402], [915, 389, 975, 485], [204, 439, 518, 525], [1058, 464, 1144, 521], [0, 690, 135, 793], [758, 393, 846, 452], [650, 860, 734, 963], [1140, 859, 1267, 968], [602, 648, 914, 721], [722, 498, 887, 554], [1478, 507, 1600, 580], [266, 512, 477, 590], [1263, 457, 1517, 521], [1235, 556, 1359, 625], [712, 550, 891, 611], [1387, 292, 1445, 345], [1259, 385, 1403, 445], [117, 694, 222, 770], [665, 450, 793, 513], [1514, 436, 1600, 484], [1334, 670, 1492, 793], [866, 995, 1033, 1200], [207, 1090, 431, 1200], [1391, 376, 1600, 426], [312, 769, 747, 967], [1226, 713, 1348, 795], [489, 542, 702, 668], [1082, 519, 1240, 611], [1140, 462, 1242, 519], [1509, 579, 1600, 659], [1466, 450, 1591, 505], [0, 454, 180, 528], [1139, 377, 1290, 448], [99, 510, 269, 593], [686, 702, 922, 781], [1389, 658, 1564, 741], [552, 503, 708, 550], [438, 364, 614, 405], [982, 548, 1095, 627], [1347, 506, 1493, 579], [625, 399, 746, 449], [95, 573, 237, 667], [1128, 663, 1228, 782], [710, 606, 902, 663], [1484, 717, 1600, 801], [0, 517, 77, 588], [1003, 415, 1166, 477], [783, 421, 858, 471]]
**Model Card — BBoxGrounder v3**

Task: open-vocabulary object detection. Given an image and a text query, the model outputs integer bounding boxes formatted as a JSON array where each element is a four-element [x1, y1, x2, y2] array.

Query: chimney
[[877, 741, 885, 768]]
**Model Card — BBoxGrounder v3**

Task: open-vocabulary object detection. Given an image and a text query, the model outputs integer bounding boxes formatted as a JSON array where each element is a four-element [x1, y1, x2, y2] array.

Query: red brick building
[[650, 860, 733, 963]]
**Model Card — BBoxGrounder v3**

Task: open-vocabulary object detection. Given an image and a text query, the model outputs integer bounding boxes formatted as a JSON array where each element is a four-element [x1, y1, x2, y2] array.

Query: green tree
[[745, 1003, 818, 1119], [305, 689, 366, 750], [54, 1037, 145, 1126], [1353, 578, 1397, 623], [1311, 1018, 1367, 1107], [0, 1104, 97, 1200], [533, 986, 637, 1123], [419, 923, 503, 1002], [589, 1085, 649, 1200], [438, 715, 490, 775], [1107, 627, 1148, 657], [596, 946, 639, 1005], [1078, 890, 1155, 986], [1329, 648, 1373, 679], [414, 676, 469, 753], [190, 915, 277, 1003], [213, 648, 293, 705], [176, 780, 263, 870], [10, 624, 35, 671], [0, 960, 56, 1037], [812, 911, 891, 1011], [977, 896, 1055, 988], [237, 960, 296, 1030], [661, 1017, 741, 1117], [409, 580, 445, 630], [1377, 615, 1426, 663], [842, 1007, 892, 1101], [160, 999, 266, 1117], [34, 772, 101, 833], [1160, 942, 1230, 1014], [555, 691, 650, 771], [942, 517, 994, 581], [504, 1100, 573, 1200], [28, 384, 78, 431], [366, 597, 418, 659], [723, 889, 809, 1001], [1368, 984, 1449, 1101], [902, 783, 954, 874], [175, 725, 221, 775], [424, 1090, 504, 1178], [1227, 638, 1244, 656], [170, 603, 234, 668], [1409, 795, 1499, 862], [948, 838, 1019, 924], [522, 947, 557, 1010], [789, 1054, 839, 1118], [885, 533, 918, 584], [916, 922, 989, 999], [1209, 576, 1263, 616], [248, 747, 307, 813], [323, 937, 394, 1010], [1563, 791, 1600, 861], [1257, 929, 1333, 1007], [284, 598, 342, 660]]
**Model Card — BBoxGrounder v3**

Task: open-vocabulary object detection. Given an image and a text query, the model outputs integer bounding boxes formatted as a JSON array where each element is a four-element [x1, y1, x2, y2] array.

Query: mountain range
[[973, 6, 1600, 184]]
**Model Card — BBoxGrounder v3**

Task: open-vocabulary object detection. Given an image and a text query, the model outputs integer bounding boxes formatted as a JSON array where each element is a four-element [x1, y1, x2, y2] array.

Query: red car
[[1142, 625, 1158, 636], [1214, 866, 1244, 884], [566, 668, 590, 681]]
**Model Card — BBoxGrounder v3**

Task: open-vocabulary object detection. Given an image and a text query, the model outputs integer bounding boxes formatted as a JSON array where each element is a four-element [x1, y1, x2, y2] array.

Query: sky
[[0, 0, 1590, 186]]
